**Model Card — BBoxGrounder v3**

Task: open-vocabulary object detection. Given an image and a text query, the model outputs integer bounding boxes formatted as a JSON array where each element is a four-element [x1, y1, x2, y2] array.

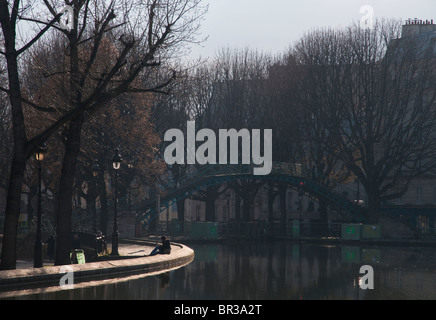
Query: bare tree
[[290, 29, 355, 229], [0, 0, 67, 270], [0, 0, 207, 269], [0, 85, 12, 190], [195, 48, 273, 222], [293, 19, 436, 223], [43, 0, 207, 265]]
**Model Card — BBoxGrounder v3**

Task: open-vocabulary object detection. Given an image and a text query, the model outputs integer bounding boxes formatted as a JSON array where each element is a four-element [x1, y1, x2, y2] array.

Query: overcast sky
[[188, 0, 436, 59]]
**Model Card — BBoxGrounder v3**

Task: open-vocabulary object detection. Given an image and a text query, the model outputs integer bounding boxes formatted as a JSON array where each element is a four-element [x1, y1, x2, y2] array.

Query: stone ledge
[[0, 242, 194, 291]]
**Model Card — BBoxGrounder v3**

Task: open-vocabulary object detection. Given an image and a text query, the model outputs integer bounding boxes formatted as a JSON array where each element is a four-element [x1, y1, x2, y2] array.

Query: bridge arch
[[138, 163, 366, 225]]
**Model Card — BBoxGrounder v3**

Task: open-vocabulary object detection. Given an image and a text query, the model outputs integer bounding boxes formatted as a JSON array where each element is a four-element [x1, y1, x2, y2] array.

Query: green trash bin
[[70, 249, 86, 264], [341, 223, 362, 240], [205, 222, 218, 240]]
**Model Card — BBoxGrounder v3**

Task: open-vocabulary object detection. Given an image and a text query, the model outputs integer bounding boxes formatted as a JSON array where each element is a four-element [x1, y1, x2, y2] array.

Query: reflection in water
[[4, 241, 436, 300]]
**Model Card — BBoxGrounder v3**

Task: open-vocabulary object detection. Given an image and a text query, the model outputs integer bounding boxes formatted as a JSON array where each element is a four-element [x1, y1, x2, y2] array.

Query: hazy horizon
[[188, 0, 436, 59]]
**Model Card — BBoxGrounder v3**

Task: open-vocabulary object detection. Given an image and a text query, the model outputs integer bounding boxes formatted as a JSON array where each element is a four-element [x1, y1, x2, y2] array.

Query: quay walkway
[[0, 238, 194, 292]]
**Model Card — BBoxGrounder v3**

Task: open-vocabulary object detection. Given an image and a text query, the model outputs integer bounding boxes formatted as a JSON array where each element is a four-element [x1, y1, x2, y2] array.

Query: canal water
[[3, 240, 436, 300]]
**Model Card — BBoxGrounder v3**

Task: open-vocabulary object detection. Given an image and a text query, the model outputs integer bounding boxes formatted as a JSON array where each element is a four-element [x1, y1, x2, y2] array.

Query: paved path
[[0, 238, 194, 292], [13, 238, 165, 269]]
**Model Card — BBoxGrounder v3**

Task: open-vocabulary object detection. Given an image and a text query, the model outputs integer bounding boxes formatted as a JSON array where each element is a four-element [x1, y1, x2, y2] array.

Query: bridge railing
[[139, 161, 366, 225], [151, 162, 308, 194], [143, 162, 308, 204]]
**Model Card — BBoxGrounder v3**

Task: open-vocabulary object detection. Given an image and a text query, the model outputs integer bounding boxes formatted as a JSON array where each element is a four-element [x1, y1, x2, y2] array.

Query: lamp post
[[34, 143, 47, 268], [127, 163, 134, 211], [111, 149, 122, 256], [91, 159, 101, 233]]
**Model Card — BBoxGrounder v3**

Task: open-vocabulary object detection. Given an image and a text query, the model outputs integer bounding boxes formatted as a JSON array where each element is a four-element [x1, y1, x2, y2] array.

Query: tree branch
[[0, 86, 57, 112], [16, 12, 65, 56]]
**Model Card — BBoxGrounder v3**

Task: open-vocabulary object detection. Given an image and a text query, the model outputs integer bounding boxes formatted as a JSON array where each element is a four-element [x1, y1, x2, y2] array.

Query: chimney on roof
[[402, 18, 436, 37]]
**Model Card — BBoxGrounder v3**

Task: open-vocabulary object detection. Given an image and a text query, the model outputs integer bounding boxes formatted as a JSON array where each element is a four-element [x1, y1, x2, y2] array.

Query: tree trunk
[[205, 197, 215, 222], [177, 198, 185, 222], [0, 150, 26, 270], [242, 198, 250, 221], [267, 187, 277, 237], [98, 174, 109, 236], [279, 185, 286, 234], [54, 115, 84, 266], [0, 40, 28, 270], [54, 18, 83, 265], [235, 195, 241, 221], [176, 198, 185, 233], [318, 197, 329, 236], [26, 186, 37, 222], [88, 182, 97, 232], [366, 187, 380, 225], [267, 187, 275, 226]]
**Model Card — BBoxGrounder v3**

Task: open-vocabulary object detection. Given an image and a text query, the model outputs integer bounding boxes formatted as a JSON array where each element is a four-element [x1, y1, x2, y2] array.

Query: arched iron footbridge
[[138, 162, 365, 226]]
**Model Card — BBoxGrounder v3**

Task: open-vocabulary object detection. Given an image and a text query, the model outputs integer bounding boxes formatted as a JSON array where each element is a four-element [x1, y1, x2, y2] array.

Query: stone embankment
[[0, 238, 194, 291]]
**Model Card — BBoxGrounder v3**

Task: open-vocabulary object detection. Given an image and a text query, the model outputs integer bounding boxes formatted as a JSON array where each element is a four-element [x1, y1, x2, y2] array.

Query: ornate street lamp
[[112, 148, 122, 170], [111, 149, 122, 255], [35, 145, 46, 162], [34, 143, 47, 268]]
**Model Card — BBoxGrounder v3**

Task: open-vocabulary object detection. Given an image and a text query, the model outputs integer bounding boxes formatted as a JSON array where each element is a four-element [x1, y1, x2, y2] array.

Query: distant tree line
[[164, 19, 436, 227]]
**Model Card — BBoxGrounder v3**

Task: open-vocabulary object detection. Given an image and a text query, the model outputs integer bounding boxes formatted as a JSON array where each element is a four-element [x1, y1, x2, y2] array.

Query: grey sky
[[189, 0, 436, 59]]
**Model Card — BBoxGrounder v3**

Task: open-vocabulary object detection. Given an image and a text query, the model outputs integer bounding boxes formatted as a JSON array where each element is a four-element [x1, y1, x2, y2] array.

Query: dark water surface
[[3, 240, 436, 300]]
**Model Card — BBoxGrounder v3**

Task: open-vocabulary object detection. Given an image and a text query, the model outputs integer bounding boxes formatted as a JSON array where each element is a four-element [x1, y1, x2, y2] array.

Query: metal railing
[[139, 162, 365, 227]]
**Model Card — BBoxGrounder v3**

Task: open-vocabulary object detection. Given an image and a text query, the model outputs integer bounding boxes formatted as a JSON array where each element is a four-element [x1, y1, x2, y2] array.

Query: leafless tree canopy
[[0, 0, 207, 269], [293, 19, 436, 222]]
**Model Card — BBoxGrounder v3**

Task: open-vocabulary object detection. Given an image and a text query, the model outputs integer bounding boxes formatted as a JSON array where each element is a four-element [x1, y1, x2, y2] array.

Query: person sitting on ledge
[[149, 236, 171, 256]]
